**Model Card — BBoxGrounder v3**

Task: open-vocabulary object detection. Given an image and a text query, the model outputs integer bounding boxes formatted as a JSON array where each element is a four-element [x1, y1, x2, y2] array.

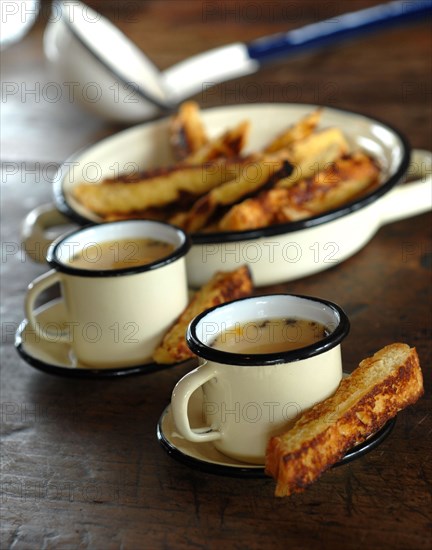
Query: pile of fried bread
[[73, 101, 381, 232]]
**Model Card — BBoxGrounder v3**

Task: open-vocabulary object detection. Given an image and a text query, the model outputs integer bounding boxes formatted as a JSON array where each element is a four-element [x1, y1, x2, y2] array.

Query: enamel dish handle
[[379, 149, 432, 227]]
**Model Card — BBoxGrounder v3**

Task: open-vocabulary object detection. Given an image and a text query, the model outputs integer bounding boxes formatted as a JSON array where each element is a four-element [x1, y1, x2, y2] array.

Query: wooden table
[[1, 1, 431, 548]]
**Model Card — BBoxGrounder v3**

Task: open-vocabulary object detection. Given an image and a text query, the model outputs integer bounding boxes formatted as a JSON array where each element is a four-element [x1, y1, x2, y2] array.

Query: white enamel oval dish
[[41, 104, 432, 287]]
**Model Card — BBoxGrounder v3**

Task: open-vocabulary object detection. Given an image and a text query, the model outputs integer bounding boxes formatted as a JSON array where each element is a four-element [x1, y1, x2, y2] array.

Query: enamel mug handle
[[21, 203, 76, 263], [25, 270, 70, 343], [380, 149, 432, 226], [171, 364, 222, 443]]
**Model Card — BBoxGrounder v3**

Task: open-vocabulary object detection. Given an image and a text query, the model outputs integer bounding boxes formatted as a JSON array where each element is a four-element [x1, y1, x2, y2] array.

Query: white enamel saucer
[[15, 298, 196, 378], [157, 386, 396, 477]]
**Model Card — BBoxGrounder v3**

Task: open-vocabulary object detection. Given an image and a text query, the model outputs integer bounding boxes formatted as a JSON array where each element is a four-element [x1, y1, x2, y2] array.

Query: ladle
[[54, 0, 431, 121]]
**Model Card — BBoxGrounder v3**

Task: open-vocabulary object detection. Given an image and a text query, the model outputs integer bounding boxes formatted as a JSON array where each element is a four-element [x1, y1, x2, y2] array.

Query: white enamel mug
[[171, 294, 349, 464], [24, 220, 190, 368]]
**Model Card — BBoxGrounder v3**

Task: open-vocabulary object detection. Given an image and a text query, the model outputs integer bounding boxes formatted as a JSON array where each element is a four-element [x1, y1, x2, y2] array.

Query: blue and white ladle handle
[[162, 0, 431, 102]]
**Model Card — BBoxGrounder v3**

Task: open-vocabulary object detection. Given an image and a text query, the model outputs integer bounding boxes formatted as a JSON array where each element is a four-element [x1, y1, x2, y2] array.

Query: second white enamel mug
[[171, 294, 350, 464]]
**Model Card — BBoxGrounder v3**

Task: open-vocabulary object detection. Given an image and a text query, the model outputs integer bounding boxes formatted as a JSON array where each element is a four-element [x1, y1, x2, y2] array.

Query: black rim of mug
[[46, 219, 191, 277], [186, 293, 350, 366]]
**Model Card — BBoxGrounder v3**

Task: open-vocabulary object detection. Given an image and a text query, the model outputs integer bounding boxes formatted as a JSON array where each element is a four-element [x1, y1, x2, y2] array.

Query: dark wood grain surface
[[1, 1, 431, 548]]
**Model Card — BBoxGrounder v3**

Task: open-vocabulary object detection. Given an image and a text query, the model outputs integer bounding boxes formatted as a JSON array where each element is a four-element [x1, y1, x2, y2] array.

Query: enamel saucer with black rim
[[15, 299, 197, 378], [156, 388, 396, 477]]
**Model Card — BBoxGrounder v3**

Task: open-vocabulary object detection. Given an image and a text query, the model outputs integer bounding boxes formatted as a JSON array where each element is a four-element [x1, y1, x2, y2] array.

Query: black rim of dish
[[52, 103, 411, 242], [46, 220, 191, 277], [156, 407, 397, 478], [186, 293, 350, 366]]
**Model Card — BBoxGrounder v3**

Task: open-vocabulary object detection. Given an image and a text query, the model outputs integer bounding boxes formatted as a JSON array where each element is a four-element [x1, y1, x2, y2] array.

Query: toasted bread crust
[[264, 109, 322, 153], [182, 120, 249, 165], [72, 157, 248, 215], [152, 266, 253, 364], [219, 152, 379, 231], [173, 152, 292, 232], [265, 344, 424, 497], [169, 101, 208, 161]]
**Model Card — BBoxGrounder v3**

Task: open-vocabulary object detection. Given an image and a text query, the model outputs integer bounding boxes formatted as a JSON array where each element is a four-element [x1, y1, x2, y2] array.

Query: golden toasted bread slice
[[280, 151, 380, 214], [275, 132, 349, 189], [264, 109, 322, 153], [218, 188, 307, 231], [266, 343, 424, 497], [283, 127, 349, 169], [169, 101, 208, 161], [218, 152, 379, 231], [182, 120, 250, 165], [173, 152, 293, 232], [152, 266, 253, 364], [169, 102, 249, 164], [72, 157, 250, 216]]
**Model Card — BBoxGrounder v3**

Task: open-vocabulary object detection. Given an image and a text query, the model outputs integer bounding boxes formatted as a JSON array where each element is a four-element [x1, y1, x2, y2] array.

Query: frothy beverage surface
[[69, 238, 174, 270], [210, 317, 329, 354]]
